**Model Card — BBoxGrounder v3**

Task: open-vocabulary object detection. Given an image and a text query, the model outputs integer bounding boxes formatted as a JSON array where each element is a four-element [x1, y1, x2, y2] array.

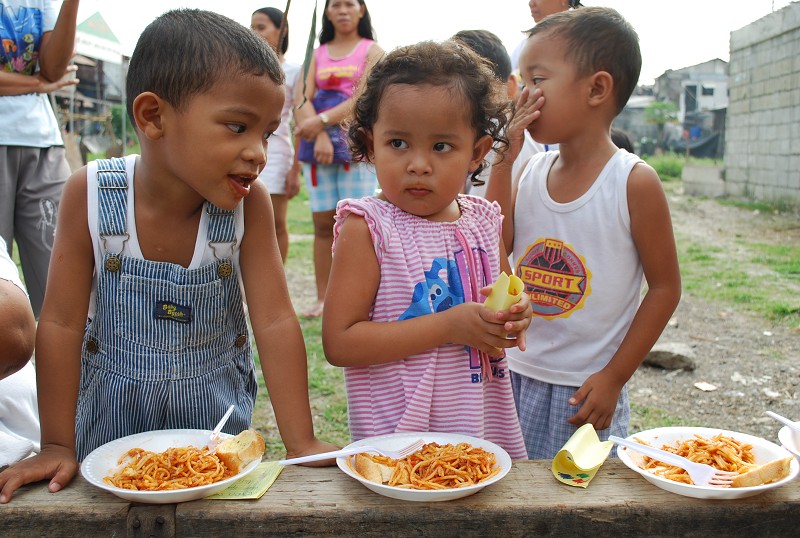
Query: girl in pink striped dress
[[322, 41, 532, 459]]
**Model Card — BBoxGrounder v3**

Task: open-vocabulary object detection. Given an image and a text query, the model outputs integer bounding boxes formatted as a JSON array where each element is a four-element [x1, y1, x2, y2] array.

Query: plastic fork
[[766, 411, 800, 435], [206, 405, 235, 453], [278, 438, 425, 465], [609, 435, 737, 487]]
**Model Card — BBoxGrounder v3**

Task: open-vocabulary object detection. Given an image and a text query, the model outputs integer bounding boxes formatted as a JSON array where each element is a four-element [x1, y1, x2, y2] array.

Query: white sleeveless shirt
[[508, 149, 645, 386]]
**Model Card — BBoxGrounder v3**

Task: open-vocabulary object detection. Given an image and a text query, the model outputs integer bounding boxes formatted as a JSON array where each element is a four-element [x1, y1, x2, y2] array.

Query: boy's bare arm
[[0, 169, 94, 502], [486, 151, 516, 254], [610, 162, 682, 382], [239, 183, 338, 462], [484, 87, 543, 253], [0, 280, 35, 379], [568, 163, 681, 429]]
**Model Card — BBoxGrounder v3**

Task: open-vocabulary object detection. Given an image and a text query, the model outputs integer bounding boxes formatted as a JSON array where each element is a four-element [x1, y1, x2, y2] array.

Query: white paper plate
[[778, 425, 800, 461], [336, 431, 511, 502], [618, 426, 799, 499], [81, 429, 261, 504]]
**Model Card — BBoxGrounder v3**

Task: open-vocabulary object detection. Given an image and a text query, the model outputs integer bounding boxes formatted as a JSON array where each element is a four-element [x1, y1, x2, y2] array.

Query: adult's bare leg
[[303, 209, 335, 317], [271, 193, 290, 263]]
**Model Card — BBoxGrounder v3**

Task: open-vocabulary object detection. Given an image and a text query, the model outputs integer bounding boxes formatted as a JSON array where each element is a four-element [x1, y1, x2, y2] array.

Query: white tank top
[[508, 148, 645, 386]]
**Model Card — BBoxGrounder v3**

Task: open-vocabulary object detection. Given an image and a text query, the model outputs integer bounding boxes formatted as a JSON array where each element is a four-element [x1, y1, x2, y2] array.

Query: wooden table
[[2, 460, 798, 537]]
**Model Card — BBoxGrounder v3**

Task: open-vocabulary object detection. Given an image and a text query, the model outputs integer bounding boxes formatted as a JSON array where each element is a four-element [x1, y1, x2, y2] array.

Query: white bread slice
[[732, 457, 792, 487], [354, 454, 395, 484], [354, 453, 383, 483], [215, 429, 265, 474]]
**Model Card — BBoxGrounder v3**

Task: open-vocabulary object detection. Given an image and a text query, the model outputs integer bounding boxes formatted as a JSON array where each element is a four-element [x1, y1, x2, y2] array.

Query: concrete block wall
[[726, 2, 800, 203]]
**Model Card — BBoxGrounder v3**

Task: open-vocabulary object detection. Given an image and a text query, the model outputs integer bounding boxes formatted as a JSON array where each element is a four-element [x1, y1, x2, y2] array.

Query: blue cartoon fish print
[[399, 258, 464, 321]]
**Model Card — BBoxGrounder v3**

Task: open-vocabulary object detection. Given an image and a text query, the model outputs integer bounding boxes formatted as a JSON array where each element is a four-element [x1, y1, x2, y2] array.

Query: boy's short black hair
[[452, 29, 512, 82], [126, 9, 284, 122], [529, 7, 641, 114]]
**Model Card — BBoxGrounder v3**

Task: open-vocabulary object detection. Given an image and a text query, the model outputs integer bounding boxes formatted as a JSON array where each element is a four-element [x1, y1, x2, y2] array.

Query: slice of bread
[[215, 429, 266, 474], [354, 453, 383, 483], [732, 457, 793, 487], [354, 454, 395, 484]]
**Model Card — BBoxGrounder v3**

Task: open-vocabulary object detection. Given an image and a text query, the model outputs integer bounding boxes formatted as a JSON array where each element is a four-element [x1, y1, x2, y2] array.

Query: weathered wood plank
[[0, 476, 129, 538], [177, 461, 800, 537], [1, 460, 798, 537]]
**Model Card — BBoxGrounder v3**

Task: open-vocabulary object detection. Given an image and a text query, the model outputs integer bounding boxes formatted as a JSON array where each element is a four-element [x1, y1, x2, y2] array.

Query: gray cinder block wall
[[726, 2, 800, 204]]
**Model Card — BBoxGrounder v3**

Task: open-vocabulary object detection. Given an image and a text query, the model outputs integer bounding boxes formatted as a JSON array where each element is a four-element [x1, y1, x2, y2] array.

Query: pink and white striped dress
[[332, 195, 528, 460]]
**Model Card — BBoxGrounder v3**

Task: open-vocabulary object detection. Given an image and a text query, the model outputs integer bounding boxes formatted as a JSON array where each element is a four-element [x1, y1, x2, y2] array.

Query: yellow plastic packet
[[551, 424, 613, 488], [484, 272, 524, 312]]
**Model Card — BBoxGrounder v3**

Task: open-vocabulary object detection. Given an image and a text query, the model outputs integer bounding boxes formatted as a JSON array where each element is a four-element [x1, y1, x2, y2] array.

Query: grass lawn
[[254, 184, 352, 458]]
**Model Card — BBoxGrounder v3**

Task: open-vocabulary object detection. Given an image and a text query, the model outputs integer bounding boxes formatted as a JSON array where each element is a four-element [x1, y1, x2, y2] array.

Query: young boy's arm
[[0, 169, 94, 503], [239, 182, 339, 464], [484, 87, 543, 253], [567, 163, 681, 430]]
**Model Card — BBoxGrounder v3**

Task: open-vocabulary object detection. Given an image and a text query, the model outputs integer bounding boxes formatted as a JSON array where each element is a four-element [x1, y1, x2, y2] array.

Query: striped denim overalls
[[75, 158, 257, 460]]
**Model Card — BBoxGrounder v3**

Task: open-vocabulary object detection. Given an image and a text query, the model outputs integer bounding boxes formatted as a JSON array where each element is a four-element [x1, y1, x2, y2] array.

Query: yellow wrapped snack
[[484, 272, 525, 312], [552, 424, 613, 488]]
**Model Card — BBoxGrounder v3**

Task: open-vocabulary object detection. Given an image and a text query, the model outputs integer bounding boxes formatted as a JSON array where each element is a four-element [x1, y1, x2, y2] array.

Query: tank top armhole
[[617, 150, 644, 234]]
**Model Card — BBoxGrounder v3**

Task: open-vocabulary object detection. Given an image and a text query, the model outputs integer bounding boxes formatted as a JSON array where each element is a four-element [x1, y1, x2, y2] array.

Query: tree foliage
[[644, 101, 678, 147]]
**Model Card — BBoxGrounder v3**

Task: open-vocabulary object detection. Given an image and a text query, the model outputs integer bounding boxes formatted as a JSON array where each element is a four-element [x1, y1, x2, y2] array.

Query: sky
[[75, 0, 796, 85]]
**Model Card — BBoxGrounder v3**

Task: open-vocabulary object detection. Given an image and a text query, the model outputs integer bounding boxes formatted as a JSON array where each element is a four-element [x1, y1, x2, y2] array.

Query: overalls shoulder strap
[[205, 203, 236, 259], [205, 203, 238, 281], [96, 157, 129, 239]]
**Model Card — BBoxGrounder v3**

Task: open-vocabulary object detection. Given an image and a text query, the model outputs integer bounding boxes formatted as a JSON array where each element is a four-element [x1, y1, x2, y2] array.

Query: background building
[[725, 2, 800, 203], [52, 12, 127, 170]]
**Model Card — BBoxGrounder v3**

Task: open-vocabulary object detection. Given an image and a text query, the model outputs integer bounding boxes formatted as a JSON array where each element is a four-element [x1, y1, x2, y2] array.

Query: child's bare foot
[[301, 301, 324, 318]]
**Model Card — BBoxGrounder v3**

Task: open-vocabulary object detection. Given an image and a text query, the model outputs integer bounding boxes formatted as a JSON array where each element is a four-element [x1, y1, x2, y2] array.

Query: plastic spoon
[[766, 411, 800, 434], [207, 405, 235, 452]]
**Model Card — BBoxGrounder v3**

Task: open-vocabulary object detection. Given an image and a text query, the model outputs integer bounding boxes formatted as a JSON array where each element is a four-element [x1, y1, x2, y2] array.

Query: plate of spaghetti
[[81, 429, 261, 503], [618, 427, 799, 499], [336, 432, 512, 502]]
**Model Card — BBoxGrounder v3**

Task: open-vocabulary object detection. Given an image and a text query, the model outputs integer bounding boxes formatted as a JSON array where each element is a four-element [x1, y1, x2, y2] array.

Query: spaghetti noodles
[[103, 446, 233, 491], [368, 442, 500, 490], [638, 433, 756, 484]]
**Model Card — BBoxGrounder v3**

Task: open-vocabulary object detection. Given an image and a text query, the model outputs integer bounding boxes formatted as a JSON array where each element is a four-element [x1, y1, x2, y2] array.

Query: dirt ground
[[628, 186, 800, 442], [282, 184, 800, 447]]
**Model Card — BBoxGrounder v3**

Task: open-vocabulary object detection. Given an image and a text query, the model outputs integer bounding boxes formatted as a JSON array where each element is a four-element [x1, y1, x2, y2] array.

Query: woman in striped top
[[321, 41, 532, 459]]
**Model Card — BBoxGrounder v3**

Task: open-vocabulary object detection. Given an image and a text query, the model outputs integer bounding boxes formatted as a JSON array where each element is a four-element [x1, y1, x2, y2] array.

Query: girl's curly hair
[[347, 40, 510, 185]]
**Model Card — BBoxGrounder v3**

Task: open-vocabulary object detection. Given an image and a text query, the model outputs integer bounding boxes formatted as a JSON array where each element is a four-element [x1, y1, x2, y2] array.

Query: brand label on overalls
[[154, 301, 193, 323]]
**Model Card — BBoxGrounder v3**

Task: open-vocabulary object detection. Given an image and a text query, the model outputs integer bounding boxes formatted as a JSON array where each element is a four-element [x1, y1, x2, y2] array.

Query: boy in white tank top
[[486, 7, 681, 459]]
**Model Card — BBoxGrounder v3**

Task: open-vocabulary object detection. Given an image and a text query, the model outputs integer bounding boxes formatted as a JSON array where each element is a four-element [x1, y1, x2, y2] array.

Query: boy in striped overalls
[[0, 9, 339, 503]]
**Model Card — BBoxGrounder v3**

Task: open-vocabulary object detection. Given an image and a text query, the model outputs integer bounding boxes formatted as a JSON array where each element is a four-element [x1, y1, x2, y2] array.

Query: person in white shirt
[[0, 236, 40, 468], [0, 0, 81, 318]]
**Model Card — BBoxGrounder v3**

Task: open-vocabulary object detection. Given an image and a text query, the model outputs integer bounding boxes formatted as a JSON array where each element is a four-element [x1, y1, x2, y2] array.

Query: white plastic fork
[[766, 411, 800, 435], [278, 438, 425, 465], [610, 435, 737, 487], [206, 404, 235, 453]]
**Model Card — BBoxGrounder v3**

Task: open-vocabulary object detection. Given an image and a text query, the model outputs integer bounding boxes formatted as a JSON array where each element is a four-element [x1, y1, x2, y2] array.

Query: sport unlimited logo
[[516, 238, 591, 319]]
